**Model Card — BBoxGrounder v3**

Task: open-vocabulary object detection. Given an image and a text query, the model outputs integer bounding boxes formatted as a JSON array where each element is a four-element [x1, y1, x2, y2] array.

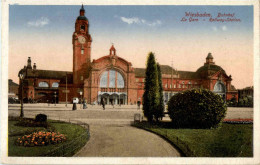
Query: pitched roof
[[178, 71, 196, 79], [134, 68, 146, 77], [59, 73, 73, 84], [8, 79, 19, 86], [160, 65, 178, 75], [135, 65, 181, 78], [230, 85, 237, 91], [25, 69, 72, 79]]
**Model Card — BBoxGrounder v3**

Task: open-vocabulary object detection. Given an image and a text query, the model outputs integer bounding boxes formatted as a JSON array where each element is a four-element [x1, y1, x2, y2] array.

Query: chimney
[[33, 63, 37, 70], [27, 57, 32, 69]]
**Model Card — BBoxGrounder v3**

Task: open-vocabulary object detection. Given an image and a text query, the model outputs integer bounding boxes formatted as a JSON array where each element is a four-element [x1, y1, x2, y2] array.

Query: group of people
[[72, 98, 142, 111], [72, 99, 87, 111]]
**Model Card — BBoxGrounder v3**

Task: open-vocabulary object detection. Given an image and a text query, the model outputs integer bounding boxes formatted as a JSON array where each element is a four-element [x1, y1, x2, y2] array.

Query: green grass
[[134, 122, 253, 157], [8, 119, 89, 157]]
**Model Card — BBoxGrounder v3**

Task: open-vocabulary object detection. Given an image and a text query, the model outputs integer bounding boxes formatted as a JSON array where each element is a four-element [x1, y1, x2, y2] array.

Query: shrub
[[35, 114, 47, 122], [167, 88, 227, 129], [15, 118, 49, 128]]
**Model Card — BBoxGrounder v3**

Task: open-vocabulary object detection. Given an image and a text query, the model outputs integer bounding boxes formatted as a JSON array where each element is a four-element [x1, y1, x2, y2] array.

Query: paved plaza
[[8, 104, 253, 157]]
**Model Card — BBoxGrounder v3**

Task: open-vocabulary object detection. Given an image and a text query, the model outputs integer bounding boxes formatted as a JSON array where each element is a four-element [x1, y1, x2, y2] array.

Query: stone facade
[[18, 5, 238, 104]]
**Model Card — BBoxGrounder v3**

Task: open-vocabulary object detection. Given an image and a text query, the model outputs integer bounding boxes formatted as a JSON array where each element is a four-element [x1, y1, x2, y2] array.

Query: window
[[117, 72, 124, 88], [165, 84, 168, 88], [52, 82, 59, 88], [38, 82, 49, 87], [174, 84, 176, 88], [179, 84, 181, 88], [81, 49, 84, 55], [170, 84, 172, 88], [136, 79, 139, 82], [80, 25, 85, 30], [100, 70, 124, 88], [213, 81, 225, 93], [100, 71, 108, 88], [81, 76, 83, 81], [109, 70, 116, 88]]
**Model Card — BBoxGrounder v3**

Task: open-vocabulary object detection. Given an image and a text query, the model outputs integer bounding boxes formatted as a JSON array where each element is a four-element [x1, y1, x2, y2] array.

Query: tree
[[154, 63, 164, 121], [142, 52, 159, 122]]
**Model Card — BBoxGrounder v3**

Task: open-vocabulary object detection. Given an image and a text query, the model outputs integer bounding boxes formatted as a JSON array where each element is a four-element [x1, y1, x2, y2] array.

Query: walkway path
[[74, 125, 180, 157]]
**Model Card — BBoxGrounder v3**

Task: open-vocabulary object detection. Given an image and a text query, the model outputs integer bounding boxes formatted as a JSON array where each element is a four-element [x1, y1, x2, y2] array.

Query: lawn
[[8, 118, 89, 157], [134, 122, 253, 157]]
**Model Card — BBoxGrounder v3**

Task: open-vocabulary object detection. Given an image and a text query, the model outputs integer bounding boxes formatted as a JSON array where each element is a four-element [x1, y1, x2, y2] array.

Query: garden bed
[[8, 117, 89, 157], [133, 121, 253, 157]]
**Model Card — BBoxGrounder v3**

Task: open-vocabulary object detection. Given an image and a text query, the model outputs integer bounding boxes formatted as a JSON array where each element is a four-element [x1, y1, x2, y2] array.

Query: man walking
[[101, 98, 105, 110]]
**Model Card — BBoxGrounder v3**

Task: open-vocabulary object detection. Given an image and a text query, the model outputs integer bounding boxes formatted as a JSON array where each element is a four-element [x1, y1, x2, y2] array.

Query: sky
[[9, 5, 253, 89]]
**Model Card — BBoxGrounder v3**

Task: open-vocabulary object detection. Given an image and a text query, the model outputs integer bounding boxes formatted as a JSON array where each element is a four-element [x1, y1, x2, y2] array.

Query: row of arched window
[[38, 82, 59, 88]]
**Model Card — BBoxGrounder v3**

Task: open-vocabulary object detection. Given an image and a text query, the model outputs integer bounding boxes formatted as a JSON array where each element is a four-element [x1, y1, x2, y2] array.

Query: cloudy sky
[[9, 5, 253, 89]]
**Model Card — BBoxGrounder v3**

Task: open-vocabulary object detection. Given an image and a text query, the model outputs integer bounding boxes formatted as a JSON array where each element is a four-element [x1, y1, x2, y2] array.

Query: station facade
[[18, 5, 238, 104]]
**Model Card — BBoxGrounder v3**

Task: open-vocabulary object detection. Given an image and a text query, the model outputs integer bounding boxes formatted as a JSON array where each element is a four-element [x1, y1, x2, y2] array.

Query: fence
[[44, 120, 90, 157]]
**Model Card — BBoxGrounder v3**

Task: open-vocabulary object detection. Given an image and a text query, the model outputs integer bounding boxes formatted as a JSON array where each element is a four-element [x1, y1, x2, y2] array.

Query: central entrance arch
[[98, 92, 127, 105]]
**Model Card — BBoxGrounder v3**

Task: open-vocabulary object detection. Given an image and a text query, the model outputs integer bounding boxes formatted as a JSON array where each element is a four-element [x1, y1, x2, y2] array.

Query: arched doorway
[[98, 92, 127, 105], [213, 81, 226, 101]]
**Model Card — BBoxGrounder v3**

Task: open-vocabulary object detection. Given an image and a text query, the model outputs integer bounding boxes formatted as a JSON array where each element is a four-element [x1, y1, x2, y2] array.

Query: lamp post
[[79, 91, 83, 109], [19, 71, 25, 118], [54, 91, 57, 106], [65, 74, 68, 107]]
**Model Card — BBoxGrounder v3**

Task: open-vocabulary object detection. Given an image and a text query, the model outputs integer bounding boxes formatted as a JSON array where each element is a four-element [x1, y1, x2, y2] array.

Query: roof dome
[[77, 15, 88, 21], [195, 63, 226, 78]]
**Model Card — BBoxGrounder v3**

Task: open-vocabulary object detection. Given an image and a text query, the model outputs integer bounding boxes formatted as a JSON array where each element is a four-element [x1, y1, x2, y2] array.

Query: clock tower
[[72, 5, 92, 85]]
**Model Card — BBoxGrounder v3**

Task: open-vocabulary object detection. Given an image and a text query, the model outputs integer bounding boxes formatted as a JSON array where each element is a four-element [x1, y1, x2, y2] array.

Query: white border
[[1, 0, 259, 164]]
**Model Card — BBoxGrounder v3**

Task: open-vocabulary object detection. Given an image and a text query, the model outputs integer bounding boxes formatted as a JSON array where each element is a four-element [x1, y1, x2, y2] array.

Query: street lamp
[[18, 70, 25, 118], [54, 91, 57, 106], [79, 91, 83, 109], [65, 74, 68, 107]]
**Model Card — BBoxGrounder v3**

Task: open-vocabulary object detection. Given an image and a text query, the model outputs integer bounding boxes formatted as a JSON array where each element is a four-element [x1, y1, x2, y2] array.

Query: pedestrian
[[111, 100, 114, 108], [137, 101, 141, 109], [72, 103, 77, 110], [83, 99, 87, 109], [101, 98, 105, 110]]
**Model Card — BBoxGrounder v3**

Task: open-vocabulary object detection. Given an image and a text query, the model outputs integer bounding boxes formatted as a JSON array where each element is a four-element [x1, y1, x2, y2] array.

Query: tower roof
[[80, 4, 85, 12], [206, 53, 213, 59], [77, 5, 88, 20], [110, 44, 115, 51]]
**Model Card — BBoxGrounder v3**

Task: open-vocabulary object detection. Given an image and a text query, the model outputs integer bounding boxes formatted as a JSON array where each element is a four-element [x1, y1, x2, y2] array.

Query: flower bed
[[223, 119, 253, 124], [16, 131, 66, 147]]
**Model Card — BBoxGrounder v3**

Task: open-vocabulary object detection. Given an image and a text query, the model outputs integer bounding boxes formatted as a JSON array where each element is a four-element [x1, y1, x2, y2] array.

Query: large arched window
[[52, 82, 59, 88], [38, 82, 49, 87], [100, 70, 125, 88], [213, 81, 225, 93]]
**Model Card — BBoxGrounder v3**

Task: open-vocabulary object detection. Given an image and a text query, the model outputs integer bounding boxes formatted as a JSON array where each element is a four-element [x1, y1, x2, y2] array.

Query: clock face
[[78, 36, 86, 44]]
